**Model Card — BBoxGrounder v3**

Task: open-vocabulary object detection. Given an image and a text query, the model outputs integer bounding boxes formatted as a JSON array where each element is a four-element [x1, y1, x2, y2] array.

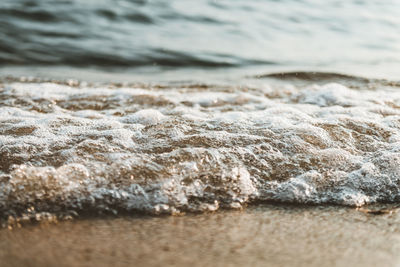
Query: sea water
[[1, 0, 400, 79], [1, 75, 400, 222]]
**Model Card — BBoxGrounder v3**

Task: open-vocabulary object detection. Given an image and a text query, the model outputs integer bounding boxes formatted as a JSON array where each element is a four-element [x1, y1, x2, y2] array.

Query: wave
[[1, 0, 400, 77], [2, 74, 400, 224]]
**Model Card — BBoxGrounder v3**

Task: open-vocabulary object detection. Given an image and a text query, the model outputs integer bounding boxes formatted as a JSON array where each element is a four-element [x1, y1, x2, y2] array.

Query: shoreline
[[2, 204, 399, 267]]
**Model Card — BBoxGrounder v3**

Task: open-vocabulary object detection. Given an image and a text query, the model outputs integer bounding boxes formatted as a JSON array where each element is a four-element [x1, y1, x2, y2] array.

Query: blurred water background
[[0, 0, 399, 82]]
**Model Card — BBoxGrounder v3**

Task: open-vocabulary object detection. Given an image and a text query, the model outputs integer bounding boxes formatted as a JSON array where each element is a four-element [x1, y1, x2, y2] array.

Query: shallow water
[[1, 0, 400, 79], [1, 0, 400, 223], [2, 74, 400, 222]]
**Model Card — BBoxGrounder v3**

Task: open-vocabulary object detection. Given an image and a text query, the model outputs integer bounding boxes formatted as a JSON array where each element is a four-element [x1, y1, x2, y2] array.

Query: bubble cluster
[[1, 79, 400, 222]]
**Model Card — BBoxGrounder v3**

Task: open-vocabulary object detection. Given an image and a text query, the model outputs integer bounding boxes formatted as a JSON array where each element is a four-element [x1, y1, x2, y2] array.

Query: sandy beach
[[1, 204, 399, 267], [2, 1, 400, 266]]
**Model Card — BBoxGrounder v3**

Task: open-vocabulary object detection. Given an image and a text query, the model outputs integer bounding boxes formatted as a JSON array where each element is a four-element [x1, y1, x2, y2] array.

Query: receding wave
[[254, 71, 400, 91], [257, 72, 370, 82], [2, 75, 400, 224]]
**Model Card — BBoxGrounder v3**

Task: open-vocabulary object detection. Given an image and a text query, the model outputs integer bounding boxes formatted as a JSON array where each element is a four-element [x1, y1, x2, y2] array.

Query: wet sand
[[1, 204, 400, 267]]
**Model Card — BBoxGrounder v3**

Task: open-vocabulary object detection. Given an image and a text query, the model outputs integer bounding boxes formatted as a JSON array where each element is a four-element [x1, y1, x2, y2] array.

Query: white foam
[[122, 109, 166, 125], [2, 81, 400, 220]]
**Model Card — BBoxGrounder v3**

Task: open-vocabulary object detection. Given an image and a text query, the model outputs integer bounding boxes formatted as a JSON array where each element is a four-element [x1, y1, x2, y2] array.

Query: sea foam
[[1, 79, 400, 221]]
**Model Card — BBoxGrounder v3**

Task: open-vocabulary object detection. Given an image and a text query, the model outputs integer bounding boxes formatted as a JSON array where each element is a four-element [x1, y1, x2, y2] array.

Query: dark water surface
[[1, 0, 400, 80]]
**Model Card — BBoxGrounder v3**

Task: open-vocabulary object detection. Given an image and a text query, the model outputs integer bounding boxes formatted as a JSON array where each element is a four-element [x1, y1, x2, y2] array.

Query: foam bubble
[[2, 80, 400, 222], [122, 109, 166, 125]]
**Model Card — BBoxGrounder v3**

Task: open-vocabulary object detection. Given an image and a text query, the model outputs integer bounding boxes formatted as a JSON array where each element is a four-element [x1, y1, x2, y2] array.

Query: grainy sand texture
[[1, 205, 399, 267]]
